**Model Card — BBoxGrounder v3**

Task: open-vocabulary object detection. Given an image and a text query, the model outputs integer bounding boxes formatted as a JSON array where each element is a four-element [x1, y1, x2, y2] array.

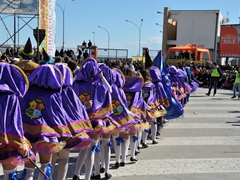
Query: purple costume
[[0, 63, 35, 165], [168, 66, 186, 101], [73, 58, 113, 134], [100, 65, 135, 132], [123, 72, 149, 130], [21, 64, 73, 153], [55, 63, 93, 150], [142, 79, 167, 119], [148, 66, 169, 108]]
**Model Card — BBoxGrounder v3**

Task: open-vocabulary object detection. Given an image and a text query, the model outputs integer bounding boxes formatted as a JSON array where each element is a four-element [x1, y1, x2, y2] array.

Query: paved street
[[1, 87, 240, 180]]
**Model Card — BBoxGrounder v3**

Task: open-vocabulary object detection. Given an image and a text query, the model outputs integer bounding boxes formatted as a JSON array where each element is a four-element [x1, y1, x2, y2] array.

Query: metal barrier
[[97, 48, 128, 60]]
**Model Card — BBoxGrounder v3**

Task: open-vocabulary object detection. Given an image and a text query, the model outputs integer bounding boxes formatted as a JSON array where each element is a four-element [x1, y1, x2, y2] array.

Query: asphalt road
[[1, 87, 240, 180]]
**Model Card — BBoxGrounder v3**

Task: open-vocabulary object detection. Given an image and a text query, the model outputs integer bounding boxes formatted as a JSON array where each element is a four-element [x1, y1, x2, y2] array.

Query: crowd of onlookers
[[192, 63, 237, 90], [0, 47, 238, 91]]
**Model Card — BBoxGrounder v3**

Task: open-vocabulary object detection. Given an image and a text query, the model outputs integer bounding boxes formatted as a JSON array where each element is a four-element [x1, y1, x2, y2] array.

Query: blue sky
[[1, 0, 240, 58]]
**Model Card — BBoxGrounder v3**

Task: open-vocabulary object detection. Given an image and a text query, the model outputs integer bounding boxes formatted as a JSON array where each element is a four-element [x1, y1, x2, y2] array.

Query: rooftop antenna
[[227, 11, 229, 24]]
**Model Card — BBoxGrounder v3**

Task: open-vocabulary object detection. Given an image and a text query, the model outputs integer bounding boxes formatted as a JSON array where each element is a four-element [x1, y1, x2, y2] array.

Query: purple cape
[[168, 66, 186, 100], [0, 63, 34, 164], [148, 66, 169, 107], [21, 64, 72, 153], [55, 63, 93, 150], [123, 74, 147, 120], [142, 81, 158, 107], [162, 75, 184, 119], [73, 58, 113, 133], [109, 68, 135, 128]]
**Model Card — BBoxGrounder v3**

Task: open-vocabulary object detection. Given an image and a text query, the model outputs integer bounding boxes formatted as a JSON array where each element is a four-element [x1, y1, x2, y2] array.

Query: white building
[[162, 7, 229, 64]]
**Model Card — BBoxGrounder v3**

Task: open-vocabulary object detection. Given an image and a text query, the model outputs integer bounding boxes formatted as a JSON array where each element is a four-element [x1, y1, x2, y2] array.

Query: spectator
[[88, 40, 92, 49], [231, 66, 240, 99], [83, 50, 89, 60], [205, 62, 222, 97], [0, 54, 8, 63], [190, 62, 198, 76], [68, 59, 77, 73], [201, 66, 211, 87], [54, 56, 63, 63], [82, 40, 87, 51], [77, 48, 82, 60]]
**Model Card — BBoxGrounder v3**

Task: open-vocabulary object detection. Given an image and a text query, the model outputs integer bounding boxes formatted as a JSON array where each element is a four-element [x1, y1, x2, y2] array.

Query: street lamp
[[157, 11, 163, 14], [125, 19, 143, 56], [98, 25, 110, 59], [56, 0, 74, 52], [92, 32, 96, 45]]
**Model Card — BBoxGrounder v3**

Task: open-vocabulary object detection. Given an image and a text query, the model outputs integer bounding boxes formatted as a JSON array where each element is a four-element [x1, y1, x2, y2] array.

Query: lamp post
[[157, 11, 164, 14], [98, 25, 110, 59], [92, 31, 96, 45], [125, 19, 143, 56], [56, 0, 74, 52]]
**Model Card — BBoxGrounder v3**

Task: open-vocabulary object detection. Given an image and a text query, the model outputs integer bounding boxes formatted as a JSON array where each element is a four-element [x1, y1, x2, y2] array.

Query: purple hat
[[55, 63, 73, 86], [75, 57, 100, 81], [168, 65, 177, 75], [148, 66, 162, 82], [112, 68, 125, 88], [28, 64, 63, 90], [0, 63, 29, 98], [99, 64, 115, 85]]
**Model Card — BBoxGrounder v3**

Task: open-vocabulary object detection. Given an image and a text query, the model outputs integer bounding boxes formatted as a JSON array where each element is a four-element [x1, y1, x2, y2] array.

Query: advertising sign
[[38, 0, 56, 56], [220, 25, 240, 58], [0, 0, 38, 15]]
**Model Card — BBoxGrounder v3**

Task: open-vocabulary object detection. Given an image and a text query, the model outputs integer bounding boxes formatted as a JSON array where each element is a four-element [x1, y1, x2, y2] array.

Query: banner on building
[[38, 0, 56, 56], [219, 25, 240, 58], [0, 0, 38, 15]]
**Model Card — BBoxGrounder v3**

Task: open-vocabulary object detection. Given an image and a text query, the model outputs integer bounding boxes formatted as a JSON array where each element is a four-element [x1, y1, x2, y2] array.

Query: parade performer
[[168, 65, 186, 106], [21, 64, 73, 180], [50, 63, 93, 180], [92, 64, 123, 179], [148, 66, 169, 133], [16, 38, 40, 76], [0, 63, 35, 180], [122, 68, 149, 162], [72, 58, 113, 180], [140, 69, 167, 145]]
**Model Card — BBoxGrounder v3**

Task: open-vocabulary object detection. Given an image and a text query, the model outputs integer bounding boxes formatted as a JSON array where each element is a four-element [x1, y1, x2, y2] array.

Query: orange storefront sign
[[220, 25, 240, 58]]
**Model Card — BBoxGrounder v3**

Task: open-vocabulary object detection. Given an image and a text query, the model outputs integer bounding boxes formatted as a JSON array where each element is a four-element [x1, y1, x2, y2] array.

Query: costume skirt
[[0, 94, 35, 165]]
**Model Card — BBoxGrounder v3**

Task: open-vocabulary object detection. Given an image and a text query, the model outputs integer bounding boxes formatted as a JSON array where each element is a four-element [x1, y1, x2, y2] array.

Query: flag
[[153, 51, 168, 77], [162, 75, 184, 119], [145, 50, 153, 69], [152, 51, 184, 119]]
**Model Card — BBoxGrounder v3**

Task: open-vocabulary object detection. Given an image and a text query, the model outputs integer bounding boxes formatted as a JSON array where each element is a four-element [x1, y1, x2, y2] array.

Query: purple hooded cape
[[73, 58, 113, 134], [55, 63, 93, 150], [21, 64, 72, 153], [0, 63, 35, 164], [142, 80, 167, 118], [148, 66, 169, 108], [107, 67, 135, 128], [162, 74, 184, 120], [122, 74, 147, 120], [191, 81, 199, 93], [142, 81, 158, 107], [168, 66, 186, 100]]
